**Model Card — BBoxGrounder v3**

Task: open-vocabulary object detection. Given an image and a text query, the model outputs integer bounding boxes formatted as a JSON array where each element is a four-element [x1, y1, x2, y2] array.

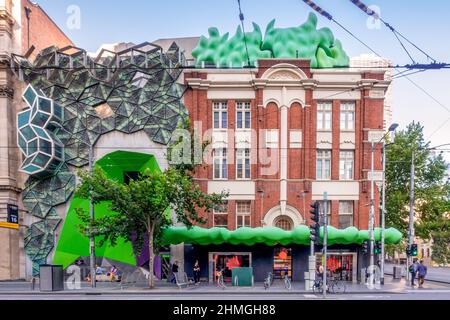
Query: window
[[236, 102, 251, 129], [236, 201, 251, 228], [339, 201, 354, 229], [340, 102, 355, 131], [316, 150, 331, 180], [275, 216, 294, 231], [339, 151, 354, 180], [213, 148, 228, 179], [236, 148, 251, 179], [213, 102, 228, 129], [213, 201, 228, 228], [318, 200, 331, 226], [317, 102, 332, 131]]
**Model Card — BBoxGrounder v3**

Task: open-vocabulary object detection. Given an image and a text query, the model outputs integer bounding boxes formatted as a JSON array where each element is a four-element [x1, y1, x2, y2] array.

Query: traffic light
[[374, 241, 381, 254], [411, 244, 418, 257], [309, 202, 320, 245], [406, 244, 418, 257], [362, 240, 369, 254]]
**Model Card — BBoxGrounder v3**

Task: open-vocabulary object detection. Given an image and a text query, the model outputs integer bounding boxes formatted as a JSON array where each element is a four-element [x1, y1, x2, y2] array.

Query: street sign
[[7, 204, 19, 224]]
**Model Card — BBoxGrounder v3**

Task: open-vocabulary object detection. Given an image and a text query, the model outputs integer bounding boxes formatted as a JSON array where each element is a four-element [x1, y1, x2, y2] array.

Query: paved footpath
[[385, 263, 450, 284], [1, 276, 449, 298]]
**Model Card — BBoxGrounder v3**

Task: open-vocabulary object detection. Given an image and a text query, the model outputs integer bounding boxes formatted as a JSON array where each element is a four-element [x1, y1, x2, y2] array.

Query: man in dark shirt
[[417, 260, 428, 288]]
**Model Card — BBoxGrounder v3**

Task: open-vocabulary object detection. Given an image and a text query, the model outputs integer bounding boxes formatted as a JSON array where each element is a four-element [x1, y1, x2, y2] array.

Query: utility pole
[[407, 151, 415, 284], [88, 144, 96, 288], [322, 192, 328, 299], [380, 144, 387, 285], [369, 141, 375, 278]]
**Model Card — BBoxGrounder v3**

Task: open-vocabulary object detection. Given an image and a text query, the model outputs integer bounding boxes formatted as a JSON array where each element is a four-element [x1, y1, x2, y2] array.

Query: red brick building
[[182, 58, 390, 282]]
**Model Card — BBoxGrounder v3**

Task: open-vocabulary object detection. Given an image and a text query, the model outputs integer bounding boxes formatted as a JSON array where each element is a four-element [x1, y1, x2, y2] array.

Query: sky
[[36, 0, 450, 163]]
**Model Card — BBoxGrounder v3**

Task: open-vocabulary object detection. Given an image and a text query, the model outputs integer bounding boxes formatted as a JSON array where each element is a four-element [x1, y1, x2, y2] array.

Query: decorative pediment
[[268, 70, 302, 80]]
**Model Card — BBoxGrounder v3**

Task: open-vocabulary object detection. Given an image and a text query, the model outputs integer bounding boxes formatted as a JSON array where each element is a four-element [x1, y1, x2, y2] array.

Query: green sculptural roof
[[163, 225, 403, 246], [192, 13, 350, 68]]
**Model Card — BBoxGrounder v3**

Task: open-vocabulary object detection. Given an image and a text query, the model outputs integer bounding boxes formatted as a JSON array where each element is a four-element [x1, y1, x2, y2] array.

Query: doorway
[[273, 247, 292, 279], [316, 252, 356, 282], [208, 252, 252, 283]]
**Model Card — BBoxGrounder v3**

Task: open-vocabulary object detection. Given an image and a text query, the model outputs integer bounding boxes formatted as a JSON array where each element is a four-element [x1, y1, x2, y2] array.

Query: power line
[[348, 0, 438, 64], [300, 0, 450, 139]]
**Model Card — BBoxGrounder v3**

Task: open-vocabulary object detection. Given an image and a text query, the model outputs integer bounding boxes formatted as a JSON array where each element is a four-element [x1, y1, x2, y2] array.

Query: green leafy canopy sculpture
[[192, 13, 350, 68]]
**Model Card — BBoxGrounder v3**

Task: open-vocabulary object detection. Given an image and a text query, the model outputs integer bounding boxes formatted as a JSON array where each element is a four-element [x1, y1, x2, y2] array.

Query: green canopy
[[162, 225, 403, 246]]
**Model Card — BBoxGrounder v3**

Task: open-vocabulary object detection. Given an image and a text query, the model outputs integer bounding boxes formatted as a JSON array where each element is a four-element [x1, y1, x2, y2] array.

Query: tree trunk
[[148, 224, 155, 289]]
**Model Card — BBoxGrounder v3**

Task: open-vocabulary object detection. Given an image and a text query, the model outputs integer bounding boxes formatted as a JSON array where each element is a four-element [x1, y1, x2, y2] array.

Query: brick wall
[[184, 61, 386, 232], [21, 0, 74, 58]]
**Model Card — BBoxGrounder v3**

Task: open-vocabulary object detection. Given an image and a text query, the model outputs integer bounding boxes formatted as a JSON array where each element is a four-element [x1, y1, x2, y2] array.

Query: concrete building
[[0, 0, 72, 280]]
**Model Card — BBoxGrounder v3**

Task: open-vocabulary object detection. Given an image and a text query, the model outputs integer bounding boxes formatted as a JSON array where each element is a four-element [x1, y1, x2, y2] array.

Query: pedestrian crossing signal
[[374, 241, 382, 254], [362, 240, 369, 254]]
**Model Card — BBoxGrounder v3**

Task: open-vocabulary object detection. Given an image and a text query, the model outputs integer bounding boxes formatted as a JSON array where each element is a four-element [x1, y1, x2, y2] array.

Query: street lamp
[[370, 123, 398, 283]]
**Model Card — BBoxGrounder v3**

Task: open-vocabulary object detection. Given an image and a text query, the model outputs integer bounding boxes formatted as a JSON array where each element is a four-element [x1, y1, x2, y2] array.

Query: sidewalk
[[3, 277, 444, 295]]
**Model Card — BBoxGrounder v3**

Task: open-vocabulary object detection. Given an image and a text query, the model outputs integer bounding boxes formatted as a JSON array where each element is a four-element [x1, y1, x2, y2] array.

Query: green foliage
[[192, 13, 349, 69], [385, 122, 450, 262], [432, 237, 450, 266], [76, 167, 226, 254]]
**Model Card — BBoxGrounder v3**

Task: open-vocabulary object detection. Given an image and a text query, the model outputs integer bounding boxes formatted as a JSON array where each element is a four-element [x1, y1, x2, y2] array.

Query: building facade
[[1, 11, 403, 282], [181, 58, 390, 282], [0, 0, 73, 280]]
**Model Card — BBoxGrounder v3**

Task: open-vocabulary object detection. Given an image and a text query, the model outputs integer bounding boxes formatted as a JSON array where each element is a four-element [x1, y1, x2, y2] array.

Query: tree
[[385, 122, 450, 262], [76, 166, 226, 288]]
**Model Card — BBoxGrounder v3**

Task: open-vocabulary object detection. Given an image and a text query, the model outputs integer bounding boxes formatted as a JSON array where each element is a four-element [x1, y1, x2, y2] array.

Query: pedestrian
[[170, 260, 179, 284], [109, 265, 118, 282], [408, 259, 419, 287], [417, 260, 427, 288], [193, 260, 201, 285]]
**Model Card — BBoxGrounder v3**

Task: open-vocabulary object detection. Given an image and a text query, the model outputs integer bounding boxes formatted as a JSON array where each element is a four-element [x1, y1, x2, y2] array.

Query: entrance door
[[209, 253, 251, 283], [273, 247, 292, 279], [316, 253, 354, 282]]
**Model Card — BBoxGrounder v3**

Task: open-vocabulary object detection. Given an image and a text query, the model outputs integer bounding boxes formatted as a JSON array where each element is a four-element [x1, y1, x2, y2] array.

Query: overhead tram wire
[[301, 0, 382, 57], [346, 0, 450, 139], [300, 0, 450, 138], [348, 0, 441, 66], [237, 0, 257, 90]]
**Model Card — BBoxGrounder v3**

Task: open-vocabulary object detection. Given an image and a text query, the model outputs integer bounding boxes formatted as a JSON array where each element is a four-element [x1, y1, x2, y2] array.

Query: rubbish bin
[[393, 266, 402, 279], [39, 265, 64, 292]]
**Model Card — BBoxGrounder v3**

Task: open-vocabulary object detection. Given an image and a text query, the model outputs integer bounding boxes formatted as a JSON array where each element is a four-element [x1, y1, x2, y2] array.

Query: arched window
[[274, 216, 294, 231]]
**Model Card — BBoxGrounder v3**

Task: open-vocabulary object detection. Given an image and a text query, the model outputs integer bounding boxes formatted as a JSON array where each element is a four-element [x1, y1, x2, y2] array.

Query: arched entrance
[[263, 205, 304, 280]]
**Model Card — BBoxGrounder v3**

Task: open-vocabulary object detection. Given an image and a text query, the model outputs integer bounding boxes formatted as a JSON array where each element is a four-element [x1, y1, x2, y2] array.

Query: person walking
[[408, 259, 419, 287], [417, 260, 428, 288], [170, 260, 179, 284], [193, 260, 201, 285]]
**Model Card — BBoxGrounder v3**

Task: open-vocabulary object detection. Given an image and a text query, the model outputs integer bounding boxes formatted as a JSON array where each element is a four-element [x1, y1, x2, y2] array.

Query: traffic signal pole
[[323, 192, 328, 299], [407, 151, 415, 284]]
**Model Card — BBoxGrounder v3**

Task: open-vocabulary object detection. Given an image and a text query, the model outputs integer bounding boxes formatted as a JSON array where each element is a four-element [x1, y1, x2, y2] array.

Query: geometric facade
[[17, 85, 64, 177], [12, 41, 188, 274]]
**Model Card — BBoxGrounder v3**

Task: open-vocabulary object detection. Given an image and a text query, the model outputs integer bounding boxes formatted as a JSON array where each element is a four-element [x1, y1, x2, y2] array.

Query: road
[[385, 263, 450, 283], [0, 290, 449, 300]]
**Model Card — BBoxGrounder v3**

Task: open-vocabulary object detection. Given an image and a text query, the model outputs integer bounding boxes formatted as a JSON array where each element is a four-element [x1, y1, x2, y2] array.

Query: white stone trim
[[263, 205, 304, 227]]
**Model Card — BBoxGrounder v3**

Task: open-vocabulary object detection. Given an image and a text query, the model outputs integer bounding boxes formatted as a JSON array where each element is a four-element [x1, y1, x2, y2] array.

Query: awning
[[162, 226, 403, 246]]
